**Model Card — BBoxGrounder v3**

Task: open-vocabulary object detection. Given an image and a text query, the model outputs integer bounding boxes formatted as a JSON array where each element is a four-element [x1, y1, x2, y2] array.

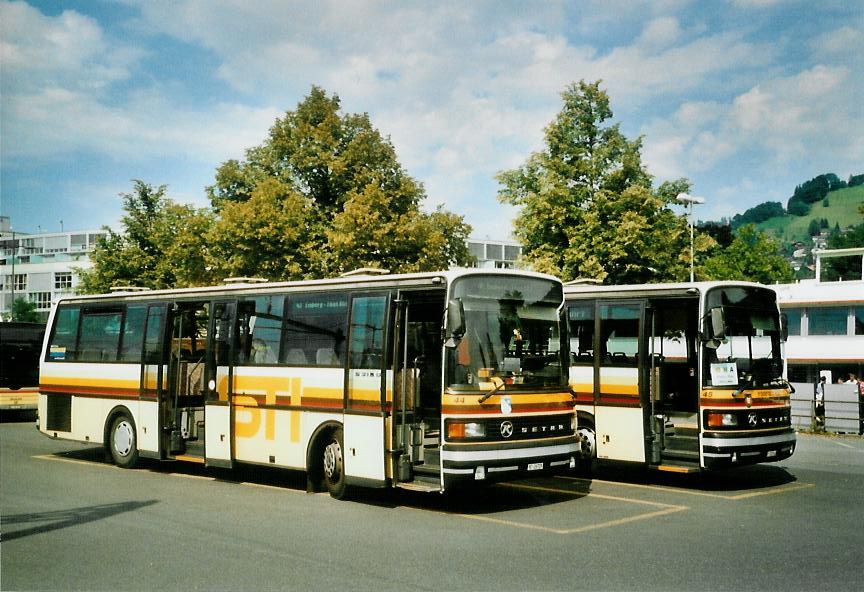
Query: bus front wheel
[[108, 414, 139, 469], [576, 424, 596, 473], [322, 428, 347, 499]]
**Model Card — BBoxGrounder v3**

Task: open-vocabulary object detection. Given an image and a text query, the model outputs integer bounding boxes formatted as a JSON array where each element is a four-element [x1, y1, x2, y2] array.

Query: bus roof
[[563, 280, 773, 299], [53, 267, 561, 305]]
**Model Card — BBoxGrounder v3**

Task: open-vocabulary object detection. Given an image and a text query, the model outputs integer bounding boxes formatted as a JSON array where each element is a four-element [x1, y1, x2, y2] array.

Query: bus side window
[[119, 305, 148, 362], [48, 306, 80, 361], [568, 303, 595, 364], [78, 309, 123, 362], [143, 306, 166, 364]]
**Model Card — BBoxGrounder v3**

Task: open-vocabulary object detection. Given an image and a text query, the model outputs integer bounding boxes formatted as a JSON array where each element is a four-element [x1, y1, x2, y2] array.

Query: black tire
[[322, 427, 347, 499], [108, 414, 139, 469], [575, 424, 596, 474]]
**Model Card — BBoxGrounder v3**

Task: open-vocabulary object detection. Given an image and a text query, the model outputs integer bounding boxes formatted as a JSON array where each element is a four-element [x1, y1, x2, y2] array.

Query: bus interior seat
[[284, 348, 307, 365], [316, 348, 338, 366]]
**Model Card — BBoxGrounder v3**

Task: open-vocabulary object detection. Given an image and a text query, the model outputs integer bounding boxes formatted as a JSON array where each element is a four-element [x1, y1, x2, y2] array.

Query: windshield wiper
[[478, 377, 505, 404]]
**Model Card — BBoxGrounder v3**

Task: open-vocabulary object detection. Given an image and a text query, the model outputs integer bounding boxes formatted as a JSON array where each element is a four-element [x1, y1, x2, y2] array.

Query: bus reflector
[[448, 423, 465, 439]]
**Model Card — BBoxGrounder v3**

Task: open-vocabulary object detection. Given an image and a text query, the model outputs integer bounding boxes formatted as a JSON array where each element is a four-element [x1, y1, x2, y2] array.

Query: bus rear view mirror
[[780, 312, 789, 342], [710, 307, 727, 340], [445, 298, 466, 349]]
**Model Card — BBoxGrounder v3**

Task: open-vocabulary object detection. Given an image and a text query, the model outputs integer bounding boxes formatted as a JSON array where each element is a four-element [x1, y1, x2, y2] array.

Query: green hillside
[[755, 185, 864, 244]]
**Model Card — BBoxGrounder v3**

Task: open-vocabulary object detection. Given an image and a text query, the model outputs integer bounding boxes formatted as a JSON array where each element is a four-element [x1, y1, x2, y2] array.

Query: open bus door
[[204, 301, 235, 468], [646, 298, 701, 470], [164, 300, 235, 467], [391, 290, 445, 492]]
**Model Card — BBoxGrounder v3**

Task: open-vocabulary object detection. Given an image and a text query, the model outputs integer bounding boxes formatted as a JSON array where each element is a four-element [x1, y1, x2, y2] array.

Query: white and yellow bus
[[38, 269, 577, 497], [565, 281, 796, 473]]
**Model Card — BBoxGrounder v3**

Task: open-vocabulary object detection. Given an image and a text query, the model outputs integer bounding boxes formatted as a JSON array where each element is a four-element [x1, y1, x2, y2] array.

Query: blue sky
[[2, 0, 862, 239]]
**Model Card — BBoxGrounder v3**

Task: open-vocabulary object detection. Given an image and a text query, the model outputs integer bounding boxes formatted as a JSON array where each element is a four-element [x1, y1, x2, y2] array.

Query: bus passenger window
[[48, 306, 80, 361], [568, 303, 595, 364], [78, 310, 123, 362], [283, 293, 348, 367], [119, 305, 147, 362]]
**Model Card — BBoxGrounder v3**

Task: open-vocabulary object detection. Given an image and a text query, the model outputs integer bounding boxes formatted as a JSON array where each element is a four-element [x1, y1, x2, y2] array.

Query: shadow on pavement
[[2, 500, 158, 541]]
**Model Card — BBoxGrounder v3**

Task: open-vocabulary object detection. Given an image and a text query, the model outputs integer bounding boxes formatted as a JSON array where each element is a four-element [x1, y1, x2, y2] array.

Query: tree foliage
[[10, 298, 42, 322], [208, 86, 470, 277], [701, 225, 794, 284], [730, 201, 785, 229], [78, 181, 214, 293], [497, 80, 702, 284], [822, 206, 864, 281]]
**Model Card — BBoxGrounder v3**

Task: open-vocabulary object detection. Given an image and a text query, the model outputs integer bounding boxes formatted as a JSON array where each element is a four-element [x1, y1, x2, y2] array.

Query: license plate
[[527, 462, 543, 471]]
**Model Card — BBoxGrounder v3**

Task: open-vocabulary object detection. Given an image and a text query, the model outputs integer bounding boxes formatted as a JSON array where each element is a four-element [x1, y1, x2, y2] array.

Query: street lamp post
[[677, 193, 705, 282]]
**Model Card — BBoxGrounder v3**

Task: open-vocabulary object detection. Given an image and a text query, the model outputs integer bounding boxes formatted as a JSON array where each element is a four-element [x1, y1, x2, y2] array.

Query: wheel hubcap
[[577, 427, 596, 458], [323, 440, 342, 482], [113, 421, 134, 457]]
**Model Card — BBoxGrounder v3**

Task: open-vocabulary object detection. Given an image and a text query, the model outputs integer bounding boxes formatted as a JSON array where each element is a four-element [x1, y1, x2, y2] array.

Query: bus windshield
[[703, 287, 783, 388], [446, 275, 565, 390]]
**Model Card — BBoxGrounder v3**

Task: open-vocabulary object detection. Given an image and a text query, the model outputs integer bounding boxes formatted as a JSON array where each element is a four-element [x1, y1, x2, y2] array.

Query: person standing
[[856, 375, 864, 436], [814, 376, 826, 432]]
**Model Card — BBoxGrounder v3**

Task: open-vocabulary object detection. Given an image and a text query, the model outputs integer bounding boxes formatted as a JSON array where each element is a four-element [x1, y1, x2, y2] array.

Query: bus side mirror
[[780, 313, 789, 342], [710, 307, 727, 340], [444, 298, 465, 349]]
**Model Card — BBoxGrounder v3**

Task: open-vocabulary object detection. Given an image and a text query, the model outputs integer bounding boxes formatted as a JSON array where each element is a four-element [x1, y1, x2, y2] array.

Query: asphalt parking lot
[[2, 418, 862, 591]]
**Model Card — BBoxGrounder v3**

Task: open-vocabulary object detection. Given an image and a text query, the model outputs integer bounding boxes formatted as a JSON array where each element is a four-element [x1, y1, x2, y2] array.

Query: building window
[[807, 306, 848, 336], [54, 272, 73, 290], [486, 243, 504, 261], [29, 292, 52, 309], [13, 274, 27, 291], [784, 308, 802, 336], [855, 307, 864, 336]]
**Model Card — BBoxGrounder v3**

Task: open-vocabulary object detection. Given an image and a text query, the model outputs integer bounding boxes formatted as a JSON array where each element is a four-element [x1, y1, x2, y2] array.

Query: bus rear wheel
[[322, 428, 347, 499], [108, 414, 139, 469]]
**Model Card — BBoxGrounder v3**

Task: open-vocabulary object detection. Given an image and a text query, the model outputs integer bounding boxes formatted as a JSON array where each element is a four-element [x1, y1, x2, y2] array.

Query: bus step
[[413, 464, 440, 476], [651, 464, 700, 474], [397, 475, 441, 493], [661, 447, 699, 462]]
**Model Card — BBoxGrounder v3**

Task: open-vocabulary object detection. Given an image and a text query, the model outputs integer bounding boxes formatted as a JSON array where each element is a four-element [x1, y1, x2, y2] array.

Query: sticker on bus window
[[711, 362, 738, 386], [49, 346, 66, 360]]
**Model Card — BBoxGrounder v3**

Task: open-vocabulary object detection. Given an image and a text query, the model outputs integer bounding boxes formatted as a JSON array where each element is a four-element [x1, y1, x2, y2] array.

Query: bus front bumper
[[440, 439, 579, 488], [701, 430, 796, 469]]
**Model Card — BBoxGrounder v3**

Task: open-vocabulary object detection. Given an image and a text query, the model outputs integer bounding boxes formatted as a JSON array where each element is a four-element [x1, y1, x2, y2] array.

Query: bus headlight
[[448, 421, 486, 439], [707, 412, 738, 428]]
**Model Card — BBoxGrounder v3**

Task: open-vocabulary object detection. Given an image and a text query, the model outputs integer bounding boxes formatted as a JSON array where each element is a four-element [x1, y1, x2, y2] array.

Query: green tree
[[497, 80, 699, 283], [208, 87, 471, 276], [822, 206, 864, 281], [701, 225, 794, 284], [79, 181, 214, 293], [10, 298, 41, 322]]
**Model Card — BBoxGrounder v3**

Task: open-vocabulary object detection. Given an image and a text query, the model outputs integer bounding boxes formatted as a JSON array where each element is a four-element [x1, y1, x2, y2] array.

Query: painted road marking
[[403, 480, 689, 535], [557, 475, 815, 500], [32, 454, 316, 495]]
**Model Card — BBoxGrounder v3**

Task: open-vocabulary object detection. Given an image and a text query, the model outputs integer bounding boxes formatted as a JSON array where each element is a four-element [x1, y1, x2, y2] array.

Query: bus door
[[646, 298, 700, 468], [204, 301, 236, 468], [596, 302, 646, 462], [141, 304, 168, 455], [344, 294, 389, 486], [390, 291, 445, 489], [165, 300, 235, 466]]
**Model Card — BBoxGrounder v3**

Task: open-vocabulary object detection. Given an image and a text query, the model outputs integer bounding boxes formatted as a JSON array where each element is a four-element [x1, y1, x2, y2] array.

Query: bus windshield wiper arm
[[478, 377, 505, 404]]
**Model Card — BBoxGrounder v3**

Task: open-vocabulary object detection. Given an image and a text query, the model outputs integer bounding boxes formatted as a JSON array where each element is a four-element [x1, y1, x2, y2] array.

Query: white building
[[1, 216, 106, 320], [466, 238, 523, 269], [774, 247, 864, 383]]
